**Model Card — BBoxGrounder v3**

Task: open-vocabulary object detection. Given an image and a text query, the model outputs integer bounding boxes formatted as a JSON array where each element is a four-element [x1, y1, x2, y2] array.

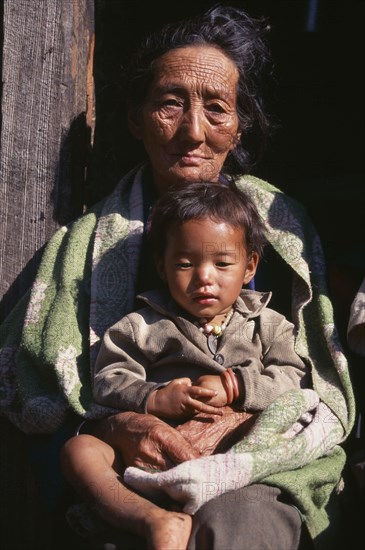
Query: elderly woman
[[0, 5, 354, 550]]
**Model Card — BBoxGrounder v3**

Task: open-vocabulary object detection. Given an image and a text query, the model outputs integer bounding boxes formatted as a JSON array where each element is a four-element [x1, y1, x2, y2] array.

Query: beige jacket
[[93, 289, 309, 413]]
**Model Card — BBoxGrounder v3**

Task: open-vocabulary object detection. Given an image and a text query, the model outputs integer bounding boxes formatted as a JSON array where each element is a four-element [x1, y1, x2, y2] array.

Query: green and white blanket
[[0, 164, 355, 546]]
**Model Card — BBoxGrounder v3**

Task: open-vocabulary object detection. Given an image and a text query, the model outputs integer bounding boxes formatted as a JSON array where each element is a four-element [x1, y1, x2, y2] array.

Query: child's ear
[[243, 252, 259, 285], [156, 257, 167, 282], [128, 108, 143, 140]]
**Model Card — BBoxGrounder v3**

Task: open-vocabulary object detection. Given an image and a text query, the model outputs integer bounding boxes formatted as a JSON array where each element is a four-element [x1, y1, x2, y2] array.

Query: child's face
[[157, 217, 258, 321]]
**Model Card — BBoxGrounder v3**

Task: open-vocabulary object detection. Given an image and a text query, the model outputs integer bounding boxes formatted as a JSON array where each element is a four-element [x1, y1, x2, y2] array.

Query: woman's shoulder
[[67, 197, 107, 230], [46, 197, 107, 249], [234, 174, 317, 238], [235, 174, 307, 215]]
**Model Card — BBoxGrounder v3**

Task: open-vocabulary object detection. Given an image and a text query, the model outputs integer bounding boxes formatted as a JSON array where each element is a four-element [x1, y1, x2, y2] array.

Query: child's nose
[[194, 265, 213, 285]]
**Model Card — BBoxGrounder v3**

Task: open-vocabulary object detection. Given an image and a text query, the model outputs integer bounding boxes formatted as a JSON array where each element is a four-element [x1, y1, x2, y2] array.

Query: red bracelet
[[227, 368, 240, 401], [220, 370, 234, 404]]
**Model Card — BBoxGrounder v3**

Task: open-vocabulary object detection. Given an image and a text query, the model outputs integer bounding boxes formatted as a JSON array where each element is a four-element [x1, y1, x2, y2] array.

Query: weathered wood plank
[[0, 0, 95, 323], [0, 2, 94, 548]]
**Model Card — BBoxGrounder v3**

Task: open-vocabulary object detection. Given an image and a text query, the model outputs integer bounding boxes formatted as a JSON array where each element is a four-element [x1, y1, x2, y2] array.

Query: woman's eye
[[162, 98, 182, 108], [207, 103, 226, 113]]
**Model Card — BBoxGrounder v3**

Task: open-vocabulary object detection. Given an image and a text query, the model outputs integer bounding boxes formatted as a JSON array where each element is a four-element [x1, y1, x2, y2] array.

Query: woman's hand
[[147, 377, 224, 420], [91, 411, 201, 471]]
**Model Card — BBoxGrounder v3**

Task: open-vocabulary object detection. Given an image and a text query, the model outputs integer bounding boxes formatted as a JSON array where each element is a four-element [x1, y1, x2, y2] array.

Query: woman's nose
[[180, 108, 206, 144]]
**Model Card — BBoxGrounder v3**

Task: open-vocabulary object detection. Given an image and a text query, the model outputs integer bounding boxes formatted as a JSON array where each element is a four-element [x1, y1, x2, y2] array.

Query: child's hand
[[194, 375, 228, 407], [147, 377, 224, 420]]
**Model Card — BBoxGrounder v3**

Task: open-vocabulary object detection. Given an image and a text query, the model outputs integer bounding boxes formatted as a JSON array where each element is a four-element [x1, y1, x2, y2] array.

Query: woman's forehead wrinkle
[[155, 51, 238, 96]]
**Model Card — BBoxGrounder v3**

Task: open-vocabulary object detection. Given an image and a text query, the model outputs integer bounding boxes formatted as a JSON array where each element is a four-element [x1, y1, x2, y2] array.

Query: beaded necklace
[[195, 307, 235, 357]]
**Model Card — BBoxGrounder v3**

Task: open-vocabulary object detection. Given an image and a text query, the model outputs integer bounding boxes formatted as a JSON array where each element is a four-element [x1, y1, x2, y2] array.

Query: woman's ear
[[128, 109, 143, 140], [243, 252, 259, 285], [230, 131, 242, 151]]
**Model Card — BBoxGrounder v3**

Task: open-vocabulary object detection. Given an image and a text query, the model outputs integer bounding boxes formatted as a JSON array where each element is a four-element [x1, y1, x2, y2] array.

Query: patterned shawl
[[0, 164, 355, 546]]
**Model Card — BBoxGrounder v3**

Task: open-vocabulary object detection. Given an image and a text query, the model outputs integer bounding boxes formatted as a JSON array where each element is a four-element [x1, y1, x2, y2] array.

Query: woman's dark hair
[[125, 4, 274, 175], [149, 182, 267, 260]]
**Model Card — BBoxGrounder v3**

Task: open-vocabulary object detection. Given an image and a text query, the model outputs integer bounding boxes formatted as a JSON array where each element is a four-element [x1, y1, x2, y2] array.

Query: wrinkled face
[[157, 218, 258, 322], [129, 45, 241, 194]]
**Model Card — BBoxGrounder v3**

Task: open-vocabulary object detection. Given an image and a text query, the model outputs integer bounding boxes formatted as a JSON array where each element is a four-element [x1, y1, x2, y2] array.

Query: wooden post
[[0, 0, 95, 322], [0, 1, 94, 548]]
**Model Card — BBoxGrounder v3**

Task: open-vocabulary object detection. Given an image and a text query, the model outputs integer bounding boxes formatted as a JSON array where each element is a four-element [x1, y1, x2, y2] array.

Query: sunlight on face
[[130, 45, 241, 194], [158, 218, 258, 322]]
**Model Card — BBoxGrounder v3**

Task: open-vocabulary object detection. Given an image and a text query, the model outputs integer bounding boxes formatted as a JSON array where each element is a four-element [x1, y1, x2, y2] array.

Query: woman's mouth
[[174, 153, 210, 166]]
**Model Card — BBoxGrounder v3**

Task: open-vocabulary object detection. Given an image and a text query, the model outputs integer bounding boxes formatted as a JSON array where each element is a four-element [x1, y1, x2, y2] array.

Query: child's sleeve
[[92, 315, 164, 413], [233, 315, 309, 412]]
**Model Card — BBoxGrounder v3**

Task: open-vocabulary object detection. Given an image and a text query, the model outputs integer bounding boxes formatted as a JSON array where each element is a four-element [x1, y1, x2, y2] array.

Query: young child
[[93, 183, 306, 434], [86, 182, 309, 548], [93, 182, 308, 430]]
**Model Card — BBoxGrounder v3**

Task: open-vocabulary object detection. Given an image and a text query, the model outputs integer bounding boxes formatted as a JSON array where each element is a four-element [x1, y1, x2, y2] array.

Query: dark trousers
[[91, 484, 304, 550]]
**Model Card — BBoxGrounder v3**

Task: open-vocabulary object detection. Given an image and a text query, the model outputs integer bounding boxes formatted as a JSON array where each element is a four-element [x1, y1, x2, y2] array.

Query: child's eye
[[175, 262, 192, 269], [216, 262, 231, 267]]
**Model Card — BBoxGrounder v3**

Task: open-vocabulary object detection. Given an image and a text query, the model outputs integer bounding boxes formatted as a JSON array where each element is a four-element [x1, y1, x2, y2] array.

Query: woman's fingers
[[162, 429, 202, 465], [187, 397, 224, 416], [137, 421, 201, 470]]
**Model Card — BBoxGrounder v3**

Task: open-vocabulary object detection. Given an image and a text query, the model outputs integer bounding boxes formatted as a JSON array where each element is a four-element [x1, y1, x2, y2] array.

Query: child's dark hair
[[149, 182, 267, 259]]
